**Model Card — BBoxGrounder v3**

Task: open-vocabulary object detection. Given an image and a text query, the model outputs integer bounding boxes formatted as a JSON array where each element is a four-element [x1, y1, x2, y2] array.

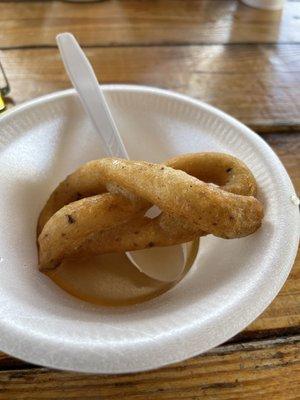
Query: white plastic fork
[[56, 33, 187, 282]]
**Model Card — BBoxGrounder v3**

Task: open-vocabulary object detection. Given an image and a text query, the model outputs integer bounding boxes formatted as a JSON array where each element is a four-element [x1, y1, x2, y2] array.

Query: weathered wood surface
[[0, 0, 299, 396], [0, 0, 299, 48], [1, 45, 300, 132]]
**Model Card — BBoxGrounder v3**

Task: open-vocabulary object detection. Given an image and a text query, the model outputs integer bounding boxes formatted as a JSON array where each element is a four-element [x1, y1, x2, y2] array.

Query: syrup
[[47, 240, 199, 306]]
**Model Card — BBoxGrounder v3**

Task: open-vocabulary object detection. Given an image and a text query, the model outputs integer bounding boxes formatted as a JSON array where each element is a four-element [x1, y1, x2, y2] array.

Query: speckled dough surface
[[38, 152, 263, 271]]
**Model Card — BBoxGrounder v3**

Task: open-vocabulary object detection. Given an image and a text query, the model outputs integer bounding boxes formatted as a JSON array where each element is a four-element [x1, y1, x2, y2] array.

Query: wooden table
[[0, 1, 299, 398]]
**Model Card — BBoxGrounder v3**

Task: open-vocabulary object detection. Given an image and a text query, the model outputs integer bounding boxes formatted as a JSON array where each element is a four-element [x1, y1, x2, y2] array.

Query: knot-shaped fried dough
[[37, 153, 263, 271]]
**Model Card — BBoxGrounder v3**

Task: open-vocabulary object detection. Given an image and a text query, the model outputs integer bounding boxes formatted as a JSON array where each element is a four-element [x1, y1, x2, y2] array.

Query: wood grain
[[0, 0, 300, 391], [1, 44, 300, 132], [0, 0, 299, 48], [0, 337, 299, 399]]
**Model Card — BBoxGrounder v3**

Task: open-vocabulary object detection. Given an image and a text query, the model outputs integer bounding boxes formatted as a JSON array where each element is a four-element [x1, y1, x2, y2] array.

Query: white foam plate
[[0, 85, 298, 373]]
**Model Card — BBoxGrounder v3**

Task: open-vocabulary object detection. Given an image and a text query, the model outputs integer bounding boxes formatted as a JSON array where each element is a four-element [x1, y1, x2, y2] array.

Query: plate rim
[[0, 84, 299, 374]]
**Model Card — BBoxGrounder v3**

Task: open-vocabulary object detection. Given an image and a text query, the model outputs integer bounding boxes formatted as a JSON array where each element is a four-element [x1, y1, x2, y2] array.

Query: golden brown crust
[[37, 153, 264, 271]]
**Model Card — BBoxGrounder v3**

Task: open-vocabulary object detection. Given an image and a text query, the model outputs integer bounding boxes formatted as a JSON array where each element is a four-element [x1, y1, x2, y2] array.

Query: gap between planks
[[1, 0, 300, 48], [0, 335, 299, 372], [1, 42, 300, 51], [1, 45, 300, 133]]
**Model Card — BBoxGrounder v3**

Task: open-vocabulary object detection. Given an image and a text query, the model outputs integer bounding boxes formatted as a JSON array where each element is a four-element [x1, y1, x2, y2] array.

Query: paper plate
[[0, 85, 298, 373]]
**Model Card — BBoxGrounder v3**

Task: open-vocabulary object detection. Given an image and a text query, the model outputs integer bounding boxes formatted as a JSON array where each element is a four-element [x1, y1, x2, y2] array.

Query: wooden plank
[[0, 0, 299, 48], [1, 45, 300, 131], [0, 337, 299, 399]]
